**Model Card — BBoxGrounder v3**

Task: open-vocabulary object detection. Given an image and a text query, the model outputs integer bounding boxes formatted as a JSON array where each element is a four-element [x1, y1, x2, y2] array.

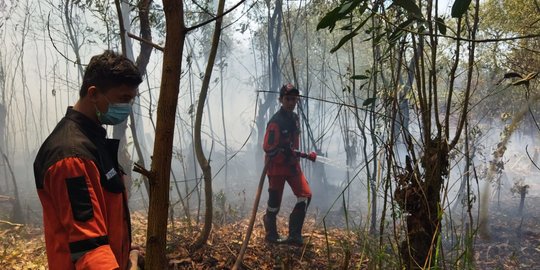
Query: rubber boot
[[282, 200, 308, 246], [263, 212, 280, 243]]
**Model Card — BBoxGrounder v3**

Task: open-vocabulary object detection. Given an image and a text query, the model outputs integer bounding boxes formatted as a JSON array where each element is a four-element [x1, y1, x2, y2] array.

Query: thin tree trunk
[[141, 1, 185, 268], [0, 146, 23, 223], [63, 0, 84, 77], [464, 118, 475, 269], [191, 0, 226, 250], [256, 0, 282, 173], [0, 103, 5, 194], [114, 0, 153, 196], [219, 43, 228, 192], [113, 0, 135, 199], [130, 0, 154, 187]]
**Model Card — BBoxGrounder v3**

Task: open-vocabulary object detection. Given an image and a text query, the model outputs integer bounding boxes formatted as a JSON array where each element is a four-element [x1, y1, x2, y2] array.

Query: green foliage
[[481, 0, 540, 34], [387, 18, 415, 43], [435, 17, 447, 35], [392, 0, 423, 19], [331, 31, 359, 53], [318, 0, 431, 55], [362, 97, 376, 106], [329, 14, 372, 53], [351, 74, 369, 80], [469, 0, 540, 122], [317, 0, 368, 32], [451, 0, 472, 18]]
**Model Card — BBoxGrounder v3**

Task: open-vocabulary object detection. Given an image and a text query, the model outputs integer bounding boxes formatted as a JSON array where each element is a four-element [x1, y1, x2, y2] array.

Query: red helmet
[[279, 83, 299, 98]]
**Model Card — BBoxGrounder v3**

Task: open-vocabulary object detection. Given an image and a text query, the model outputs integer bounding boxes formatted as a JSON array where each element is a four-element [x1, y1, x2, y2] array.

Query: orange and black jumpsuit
[[262, 107, 311, 240], [34, 108, 131, 270]]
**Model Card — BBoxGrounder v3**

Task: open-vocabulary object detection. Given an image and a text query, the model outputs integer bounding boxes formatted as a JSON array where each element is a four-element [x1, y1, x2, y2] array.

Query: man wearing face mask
[[33, 50, 142, 269]]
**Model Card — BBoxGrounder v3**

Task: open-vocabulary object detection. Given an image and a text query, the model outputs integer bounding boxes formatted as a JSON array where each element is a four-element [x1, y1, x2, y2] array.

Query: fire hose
[[232, 151, 317, 269]]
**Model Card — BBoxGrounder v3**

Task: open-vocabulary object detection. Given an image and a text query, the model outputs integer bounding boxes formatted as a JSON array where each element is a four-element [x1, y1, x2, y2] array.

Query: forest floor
[[472, 196, 540, 270], [1, 197, 539, 269]]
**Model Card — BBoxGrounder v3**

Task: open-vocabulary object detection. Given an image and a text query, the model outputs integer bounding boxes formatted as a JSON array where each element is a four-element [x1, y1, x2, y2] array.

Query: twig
[[133, 162, 153, 179], [300, 232, 313, 262], [186, 0, 246, 31], [128, 32, 164, 51], [0, 220, 23, 227], [224, 243, 252, 269], [525, 145, 540, 171], [46, 13, 79, 65]]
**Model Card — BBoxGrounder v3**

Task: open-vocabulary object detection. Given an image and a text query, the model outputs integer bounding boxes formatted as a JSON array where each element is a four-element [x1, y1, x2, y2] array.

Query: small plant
[[510, 178, 529, 215], [213, 190, 227, 225]]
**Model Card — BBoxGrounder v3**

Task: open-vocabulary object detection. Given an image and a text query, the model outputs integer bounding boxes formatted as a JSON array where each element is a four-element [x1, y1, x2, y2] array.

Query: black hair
[[79, 50, 142, 98], [279, 83, 299, 98]]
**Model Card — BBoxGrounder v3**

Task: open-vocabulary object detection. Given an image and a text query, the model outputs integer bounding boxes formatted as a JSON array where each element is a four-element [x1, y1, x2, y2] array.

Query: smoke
[[478, 91, 540, 238]]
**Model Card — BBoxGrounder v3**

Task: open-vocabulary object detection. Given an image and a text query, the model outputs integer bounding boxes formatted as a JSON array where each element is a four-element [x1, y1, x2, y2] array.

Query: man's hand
[[306, 151, 317, 162], [128, 250, 140, 270], [128, 246, 145, 270], [294, 151, 317, 162]]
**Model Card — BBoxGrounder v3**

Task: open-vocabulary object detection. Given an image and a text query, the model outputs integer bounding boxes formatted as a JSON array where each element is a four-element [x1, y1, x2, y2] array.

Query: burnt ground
[[1, 195, 539, 269], [473, 196, 540, 270]]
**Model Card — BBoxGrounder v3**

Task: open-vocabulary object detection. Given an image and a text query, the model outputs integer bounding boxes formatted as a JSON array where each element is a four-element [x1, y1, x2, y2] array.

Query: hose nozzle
[[295, 150, 317, 162]]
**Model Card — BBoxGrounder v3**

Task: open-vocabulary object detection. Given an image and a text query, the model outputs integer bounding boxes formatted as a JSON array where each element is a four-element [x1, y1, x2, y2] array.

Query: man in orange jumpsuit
[[263, 83, 315, 246], [33, 50, 142, 269]]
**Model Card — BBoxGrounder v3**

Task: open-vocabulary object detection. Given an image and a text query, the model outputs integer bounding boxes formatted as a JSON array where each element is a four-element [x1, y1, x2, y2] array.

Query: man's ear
[[87, 86, 99, 102]]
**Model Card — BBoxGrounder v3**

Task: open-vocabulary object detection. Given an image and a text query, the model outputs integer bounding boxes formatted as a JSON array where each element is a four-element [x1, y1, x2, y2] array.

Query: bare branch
[[525, 145, 540, 171], [0, 220, 23, 227], [133, 162, 153, 179], [46, 13, 79, 65], [128, 32, 164, 51], [114, 0, 127, 54], [186, 0, 246, 32]]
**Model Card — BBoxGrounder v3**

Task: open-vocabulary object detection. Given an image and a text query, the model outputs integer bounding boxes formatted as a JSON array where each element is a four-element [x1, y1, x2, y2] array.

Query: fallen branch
[[0, 220, 23, 227], [232, 160, 269, 270]]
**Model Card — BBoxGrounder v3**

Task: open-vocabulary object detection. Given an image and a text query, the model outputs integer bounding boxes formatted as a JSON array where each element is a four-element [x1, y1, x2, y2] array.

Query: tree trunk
[[219, 44, 228, 192], [256, 0, 282, 172], [63, 0, 84, 77], [113, 0, 154, 196], [143, 1, 185, 268], [112, 0, 135, 197], [396, 140, 448, 269], [191, 0, 226, 250], [0, 146, 24, 223], [518, 188, 527, 215]]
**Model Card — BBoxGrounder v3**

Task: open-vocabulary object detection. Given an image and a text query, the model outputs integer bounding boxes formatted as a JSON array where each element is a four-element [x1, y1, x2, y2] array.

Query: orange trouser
[[267, 173, 311, 212]]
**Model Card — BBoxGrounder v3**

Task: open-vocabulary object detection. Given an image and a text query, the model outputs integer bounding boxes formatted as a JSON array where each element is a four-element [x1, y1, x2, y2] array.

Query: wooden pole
[[232, 160, 269, 270]]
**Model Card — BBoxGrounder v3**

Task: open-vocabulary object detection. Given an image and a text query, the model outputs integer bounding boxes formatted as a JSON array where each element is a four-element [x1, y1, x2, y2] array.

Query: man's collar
[[65, 106, 107, 139], [279, 107, 295, 115]]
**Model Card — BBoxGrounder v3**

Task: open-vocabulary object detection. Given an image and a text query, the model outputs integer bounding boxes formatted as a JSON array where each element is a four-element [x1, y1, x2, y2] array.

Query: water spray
[[315, 155, 354, 171], [294, 150, 357, 171]]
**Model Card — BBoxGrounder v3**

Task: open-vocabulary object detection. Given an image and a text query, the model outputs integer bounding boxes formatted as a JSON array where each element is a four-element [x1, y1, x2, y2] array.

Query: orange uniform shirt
[[34, 108, 131, 269], [263, 108, 302, 176]]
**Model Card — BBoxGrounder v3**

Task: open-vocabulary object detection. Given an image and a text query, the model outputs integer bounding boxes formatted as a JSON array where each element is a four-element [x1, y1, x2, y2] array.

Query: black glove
[[282, 146, 294, 157]]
